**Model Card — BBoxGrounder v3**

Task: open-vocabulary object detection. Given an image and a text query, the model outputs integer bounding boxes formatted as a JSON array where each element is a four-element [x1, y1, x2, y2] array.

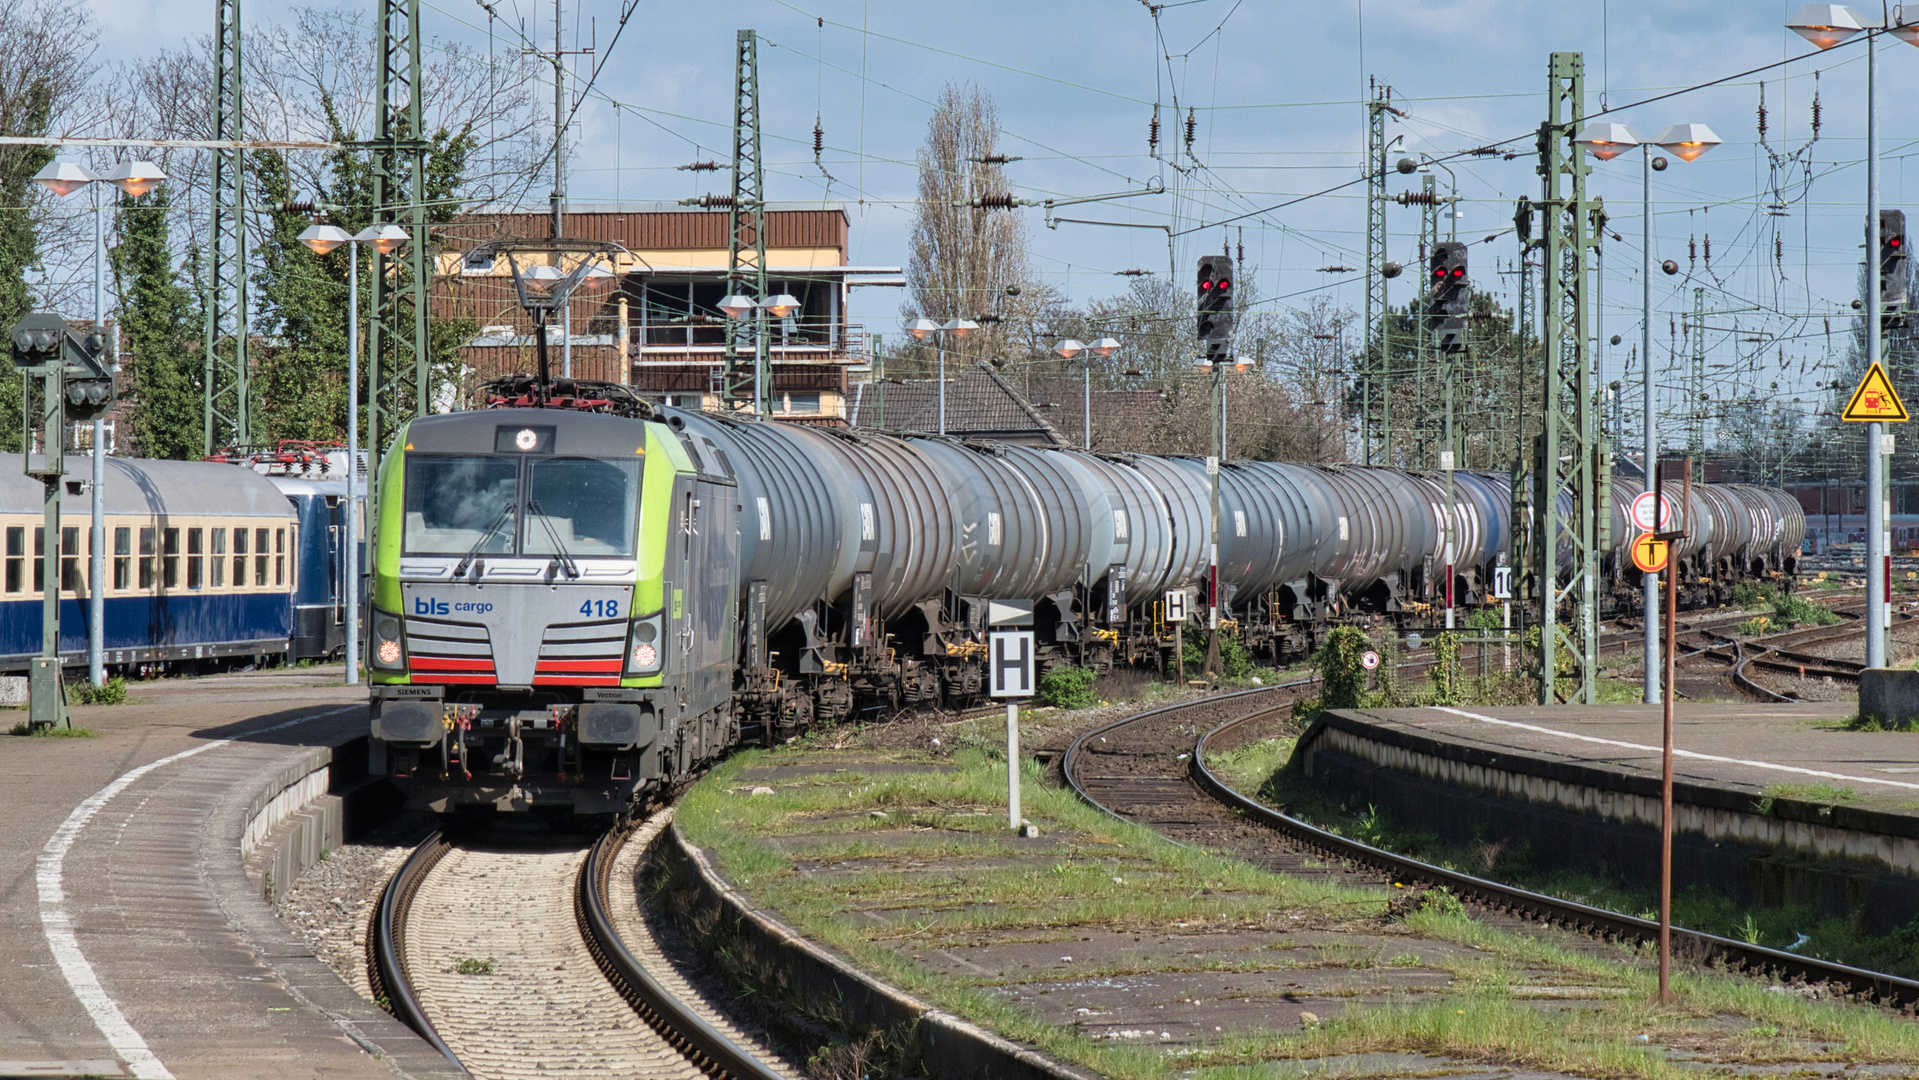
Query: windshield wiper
[[525, 499, 580, 579], [453, 502, 516, 577]]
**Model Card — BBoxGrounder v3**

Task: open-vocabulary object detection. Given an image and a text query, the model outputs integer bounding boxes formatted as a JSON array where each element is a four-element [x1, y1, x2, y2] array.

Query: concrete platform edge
[[661, 821, 1098, 1080], [203, 733, 467, 1080]]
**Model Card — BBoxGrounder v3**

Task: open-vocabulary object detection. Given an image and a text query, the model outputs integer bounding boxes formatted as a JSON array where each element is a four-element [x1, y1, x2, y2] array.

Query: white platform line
[[36, 705, 359, 1080], [1429, 706, 1919, 793]]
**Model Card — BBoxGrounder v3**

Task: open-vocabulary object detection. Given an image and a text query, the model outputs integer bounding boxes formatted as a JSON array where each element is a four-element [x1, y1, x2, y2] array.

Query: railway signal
[[1881, 209, 1908, 328], [1430, 241, 1469, 352], [1196, 254, 1234, 364]]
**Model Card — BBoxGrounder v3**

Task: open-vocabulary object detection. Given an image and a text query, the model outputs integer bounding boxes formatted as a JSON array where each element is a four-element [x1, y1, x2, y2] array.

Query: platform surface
[[1325, 701, 1919, 816], [0, 669, 459, 1080]]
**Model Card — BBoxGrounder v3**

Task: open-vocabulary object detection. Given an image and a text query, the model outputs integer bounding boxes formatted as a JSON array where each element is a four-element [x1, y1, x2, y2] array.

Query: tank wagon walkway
[[1298, 703, 1919, 931], [0, 675, 461, 1080]]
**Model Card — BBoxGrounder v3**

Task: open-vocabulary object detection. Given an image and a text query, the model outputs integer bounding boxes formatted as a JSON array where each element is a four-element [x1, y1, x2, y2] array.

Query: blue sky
[[76, 0, 1919, 425]]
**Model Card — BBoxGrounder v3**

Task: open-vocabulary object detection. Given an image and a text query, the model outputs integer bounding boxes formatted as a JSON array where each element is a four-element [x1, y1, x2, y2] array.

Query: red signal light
[[1451, 266, 1465, 278], [1200, 280, 1212, 290], [1892, 236, 1904, 248], [1218, 279, 1231, 291]]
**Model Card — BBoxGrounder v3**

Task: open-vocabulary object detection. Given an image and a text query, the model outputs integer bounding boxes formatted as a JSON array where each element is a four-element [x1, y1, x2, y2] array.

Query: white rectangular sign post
[[989, 631, 1036, 832]]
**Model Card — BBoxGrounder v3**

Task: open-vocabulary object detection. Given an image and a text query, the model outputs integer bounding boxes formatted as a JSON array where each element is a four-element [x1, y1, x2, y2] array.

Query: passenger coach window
[[33, 528, 43, 591], [522, 458, 640, 557], [138, 528, 155, 589], [113, 528, 129, 590], [211, 528, 226, 587], [233, 528, 247, 587], [187, 528, 203, 589], [255, 528, 269, 585], [5, 526, 21, 593], [404, 456, 519, 556], [163, 528, 180, 589], [61, 526, 79, 592], [275, 528, 285, 585]]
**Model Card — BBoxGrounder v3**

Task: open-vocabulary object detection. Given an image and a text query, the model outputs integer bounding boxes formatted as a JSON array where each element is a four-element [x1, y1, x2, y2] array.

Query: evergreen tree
[[109, 186, 200, 459]]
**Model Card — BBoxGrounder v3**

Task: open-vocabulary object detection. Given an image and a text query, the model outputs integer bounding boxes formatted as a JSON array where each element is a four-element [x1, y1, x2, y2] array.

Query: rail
[[1064, 686, 1919, 1009], [367, 831, 461, 1067]]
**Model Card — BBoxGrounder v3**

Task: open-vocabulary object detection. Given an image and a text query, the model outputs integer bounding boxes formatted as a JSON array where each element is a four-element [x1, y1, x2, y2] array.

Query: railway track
[[1063, 685, 1919, 1009], [368, 816, 793, 1080]]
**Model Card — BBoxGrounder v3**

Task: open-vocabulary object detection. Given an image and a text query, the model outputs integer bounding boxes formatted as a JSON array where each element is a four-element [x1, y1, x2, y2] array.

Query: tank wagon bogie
[[362, 402, 1807, 816]]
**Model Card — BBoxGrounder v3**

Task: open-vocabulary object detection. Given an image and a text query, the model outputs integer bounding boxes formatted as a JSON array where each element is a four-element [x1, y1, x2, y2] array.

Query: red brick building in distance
[[434, 202, 899, 423]]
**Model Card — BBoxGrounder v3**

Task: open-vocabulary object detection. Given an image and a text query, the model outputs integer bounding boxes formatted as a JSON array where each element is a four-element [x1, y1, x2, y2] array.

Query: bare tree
[[903, 83, 1031, 363], [0, 0, 99, 319]]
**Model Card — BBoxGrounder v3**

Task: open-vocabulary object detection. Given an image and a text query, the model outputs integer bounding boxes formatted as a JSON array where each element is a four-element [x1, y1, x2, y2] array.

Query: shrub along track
[[1063, 684, 1919, 1009], [367, 817, 796, 1080]]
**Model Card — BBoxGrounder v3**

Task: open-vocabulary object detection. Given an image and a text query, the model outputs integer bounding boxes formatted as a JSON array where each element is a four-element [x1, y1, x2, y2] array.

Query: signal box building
[[435, 203, 898, 424]]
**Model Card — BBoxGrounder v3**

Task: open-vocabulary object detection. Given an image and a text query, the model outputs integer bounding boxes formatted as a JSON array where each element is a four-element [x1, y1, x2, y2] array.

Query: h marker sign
[[989, 632, 1036, 698]]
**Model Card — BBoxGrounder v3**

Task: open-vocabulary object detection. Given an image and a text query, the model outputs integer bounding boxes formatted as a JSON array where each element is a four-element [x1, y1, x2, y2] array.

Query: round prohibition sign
[[1631, 531, 1670, 574], [1361, 650, 1380, 670], [1630, 490, 1673, 532]]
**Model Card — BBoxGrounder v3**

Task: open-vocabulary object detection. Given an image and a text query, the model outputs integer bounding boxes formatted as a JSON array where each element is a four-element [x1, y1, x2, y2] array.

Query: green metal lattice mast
[[366, 0, 430, 486], [203, 0, 248, 454], [1363, 83, 1390, 465], [723, 29, 769, 417], [1530, 51, 1606, 705]]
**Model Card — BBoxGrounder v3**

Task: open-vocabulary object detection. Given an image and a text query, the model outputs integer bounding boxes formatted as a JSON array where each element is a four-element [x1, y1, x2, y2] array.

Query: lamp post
[[1574, 120, 1720, 703], [1787, 4, 1919, 669], [33, 158, 165, 688], [298, 222, 407, 686], [1054, 337, 1120, 449], [720, 290, 800, 417], [904, 317, 978, 434]]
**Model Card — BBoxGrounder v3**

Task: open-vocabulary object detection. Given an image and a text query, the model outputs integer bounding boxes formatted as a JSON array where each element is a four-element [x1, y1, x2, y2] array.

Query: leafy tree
[[109, 186, 200, 459]]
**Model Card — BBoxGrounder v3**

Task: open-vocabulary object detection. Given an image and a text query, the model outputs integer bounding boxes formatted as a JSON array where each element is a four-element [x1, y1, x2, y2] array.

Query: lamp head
[[1786, 3, 1866, 48], [1089, 336, 1121, 357], [1053, 338, 1085, 359], [718, 293, 758, 318], [32, 160, 96, 198], [520, 264, 564, 294], [105, 160, 166, 198], [1572, 122, 1641, 162], [903, 317, 939, 340], [1651, 123, 1722, 162], [762, 293, 801, 317], [355, 224, 410, 254], [296, 224, 351, 255], [941, 317, 979, 338]]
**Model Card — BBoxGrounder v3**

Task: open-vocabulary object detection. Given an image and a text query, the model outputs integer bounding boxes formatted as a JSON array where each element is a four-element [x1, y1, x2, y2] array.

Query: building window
[[162, 528, 179, 589], [139, 527, 155, 590], [187, 528, 203, 589], [113, 527, 130, 590], [255, 527, 270, 586], [5, 526, 22, 594], [783, 392, 821, 415], [61, 526, 80, 593], [233, 527, 247, 588], [211, 527, 226, 587]]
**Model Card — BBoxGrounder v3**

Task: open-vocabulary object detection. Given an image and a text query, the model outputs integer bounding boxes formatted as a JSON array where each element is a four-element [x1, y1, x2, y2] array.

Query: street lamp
[[297, 221, 411, 687], [1786, 1, 1919, 670], [33, 157, 166, 689], [721, 290, 802, 417], [1054, 337, 1119, 449], [1574, 120, 1719, 706], [905, 317, 978, 435]]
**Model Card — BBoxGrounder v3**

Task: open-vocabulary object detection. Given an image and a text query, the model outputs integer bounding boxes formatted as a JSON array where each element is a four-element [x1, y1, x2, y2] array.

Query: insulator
[[1757, 85, 1768, 142], [1704, 234, 1712, 265], [1775, 235, 1784, 262], [1394, 191, 1441, 206], [1148, 106, 1160, 155], [1811, 90, 1822, 136], [813, 121, 824, 156], [973, 193, 1019, 209], [679, 193, 734, 208], [1184, 107, 1197, 151], [1688, 235, 1697, 267], [280, 199, 319, 214], [676, 160, 721, 171]]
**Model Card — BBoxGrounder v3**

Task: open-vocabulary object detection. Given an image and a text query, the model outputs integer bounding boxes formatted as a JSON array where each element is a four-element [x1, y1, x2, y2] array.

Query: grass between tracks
[[680, 730, 1919, 1079]]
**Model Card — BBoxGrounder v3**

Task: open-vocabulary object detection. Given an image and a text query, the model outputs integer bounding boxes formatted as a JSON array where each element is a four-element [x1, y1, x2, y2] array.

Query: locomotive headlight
[[625, 614, 665, 676], [370, 605, 406, 670]]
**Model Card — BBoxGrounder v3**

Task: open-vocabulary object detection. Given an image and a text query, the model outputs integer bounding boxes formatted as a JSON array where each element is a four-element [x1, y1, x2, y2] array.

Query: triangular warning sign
[[1843, 362, 1908, 422]]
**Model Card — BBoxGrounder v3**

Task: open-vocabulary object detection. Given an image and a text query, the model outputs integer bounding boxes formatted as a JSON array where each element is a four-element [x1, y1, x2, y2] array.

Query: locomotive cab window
[[522, 458, 639, 558], [404, 456, 520, 556]]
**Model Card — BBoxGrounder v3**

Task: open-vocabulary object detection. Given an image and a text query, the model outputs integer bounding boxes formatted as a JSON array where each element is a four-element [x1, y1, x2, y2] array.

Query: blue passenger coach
[[0, 455, 298, 670]]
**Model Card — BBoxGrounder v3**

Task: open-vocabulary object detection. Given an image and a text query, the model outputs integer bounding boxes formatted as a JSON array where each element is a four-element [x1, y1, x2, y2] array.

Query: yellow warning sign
[[1631, 532, 1670, 574], [1842, 362, 1908, 422]]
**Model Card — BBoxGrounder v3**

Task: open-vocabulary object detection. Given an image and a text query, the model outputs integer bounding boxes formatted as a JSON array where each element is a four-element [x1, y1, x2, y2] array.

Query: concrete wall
[[1298, 713, 1919, 934]]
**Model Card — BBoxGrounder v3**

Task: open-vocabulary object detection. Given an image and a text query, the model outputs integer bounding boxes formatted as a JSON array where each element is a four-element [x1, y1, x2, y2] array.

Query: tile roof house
[[851, 364, 1066, 446]]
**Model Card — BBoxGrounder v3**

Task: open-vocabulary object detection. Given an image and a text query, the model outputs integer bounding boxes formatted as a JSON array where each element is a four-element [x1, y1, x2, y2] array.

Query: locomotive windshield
[[403, 454, 638, 558]]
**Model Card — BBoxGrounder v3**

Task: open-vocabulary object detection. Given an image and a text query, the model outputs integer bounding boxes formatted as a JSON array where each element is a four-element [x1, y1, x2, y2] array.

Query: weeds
[[9, 722, 96, 737], [447, 955, 496, 975], [73, 677, 128, 706], [1037, 666, 1097, 710]]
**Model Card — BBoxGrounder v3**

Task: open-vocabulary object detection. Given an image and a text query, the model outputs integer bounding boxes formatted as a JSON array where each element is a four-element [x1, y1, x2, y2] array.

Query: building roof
[[852, 365, 1065, 446]]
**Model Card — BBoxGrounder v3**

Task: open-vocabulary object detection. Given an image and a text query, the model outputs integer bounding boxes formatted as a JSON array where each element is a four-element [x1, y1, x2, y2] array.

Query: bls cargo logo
[[413, 597, 493, 615]]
